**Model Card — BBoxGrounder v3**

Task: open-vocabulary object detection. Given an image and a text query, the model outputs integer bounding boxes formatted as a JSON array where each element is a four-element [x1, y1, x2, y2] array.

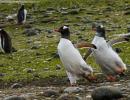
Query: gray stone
[[24, 68, 34, 73], [31, 44, 41, 49], [42, 89, 59, 97], [11, 83, 23, 89], [124, 11, 130, 15], [23, 28, 41, 36], [64, 87, 84, 93], [91, 86, 123, 100], [4, 95, 26, 100], [56, 64, 62, 70], [69, 9, 80, 15], [57, 93, 82, 100], [0, 73, 6, 77], [61, 11, 69, 15]]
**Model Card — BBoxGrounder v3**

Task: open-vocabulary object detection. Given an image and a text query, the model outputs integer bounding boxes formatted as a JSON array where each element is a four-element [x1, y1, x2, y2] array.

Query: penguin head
[[0, 29, 5, 34], [92, 23, 106, 39], [55, 25, 70, 38], [20, 5, 25, 10]]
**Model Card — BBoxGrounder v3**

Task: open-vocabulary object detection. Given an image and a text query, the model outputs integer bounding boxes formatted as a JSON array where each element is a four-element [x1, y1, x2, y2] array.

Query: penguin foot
[[71, 83, 77, 87], [85, 75, 97, 82], [106, 75, 116, 82]]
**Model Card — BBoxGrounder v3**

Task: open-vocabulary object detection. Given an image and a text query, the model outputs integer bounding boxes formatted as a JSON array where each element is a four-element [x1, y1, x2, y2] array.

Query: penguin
[[0, 29, 12, 53], [84, 24, 128, 81], [17, 5, 27, 24], [55, 25, 97, 86]]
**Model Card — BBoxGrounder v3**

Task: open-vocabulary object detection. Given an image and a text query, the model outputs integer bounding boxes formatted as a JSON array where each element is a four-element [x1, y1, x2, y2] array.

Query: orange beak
[[54, 29, 60, 32]]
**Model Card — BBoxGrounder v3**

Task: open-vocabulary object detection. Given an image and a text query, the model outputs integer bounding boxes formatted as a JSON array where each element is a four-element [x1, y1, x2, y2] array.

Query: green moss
[[0, 0, 130, 84]]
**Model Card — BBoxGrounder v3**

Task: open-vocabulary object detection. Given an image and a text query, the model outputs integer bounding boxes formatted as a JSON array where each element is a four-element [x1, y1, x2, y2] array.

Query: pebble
[[57, 93, 82, 100], [42, 89, 59, 97], [22, 28, 41, 36], [56, 64, 62, 70], [4, 95, 26, 100], [64, 87, 84, 93], [11, 83, 23, 89]]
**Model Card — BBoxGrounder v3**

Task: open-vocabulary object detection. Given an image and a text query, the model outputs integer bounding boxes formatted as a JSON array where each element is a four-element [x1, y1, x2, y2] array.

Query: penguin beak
[[92, 27, 96, 31], [54, 29, 60, 32]]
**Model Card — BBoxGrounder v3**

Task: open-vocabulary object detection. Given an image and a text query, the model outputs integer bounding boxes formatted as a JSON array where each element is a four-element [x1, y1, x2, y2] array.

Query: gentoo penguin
[[55, 25, 97, 86], [0, 29, 12, 53], [84, 24, 128, 81], [17, 5, 27, 24]]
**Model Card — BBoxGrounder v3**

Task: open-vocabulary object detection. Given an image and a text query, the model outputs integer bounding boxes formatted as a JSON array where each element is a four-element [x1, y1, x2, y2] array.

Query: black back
[[0, 29, 12, 53], [17, 5, 25, 23]]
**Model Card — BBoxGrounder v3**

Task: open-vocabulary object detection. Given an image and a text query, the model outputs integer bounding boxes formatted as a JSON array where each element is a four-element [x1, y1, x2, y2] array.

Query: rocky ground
[[1, 72, 130, 100]]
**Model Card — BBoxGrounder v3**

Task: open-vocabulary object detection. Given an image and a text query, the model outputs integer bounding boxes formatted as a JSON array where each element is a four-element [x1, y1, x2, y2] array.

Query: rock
[[46, 7, 55, 11], [57, 93, 82, 100], [43, 67, 49, 71], [4, 95, 26, 100], [91, 86, 124, 100], [61, 11, 69, 15], [45, 29, 53, 34], [127, 26, 130, 32], [0, 73, 6, 77], [124, 11, 130, 15], [124, 5, 130, 10], [11, 83, 23, 89], [24, 68, 34, 73], [64, 87, 84, 93], [56, 64, 62, 70], [46, 35, 54, 38], [69, 9, 80, 15], [22, 28, 41, 36], [31, 44, 41, 49], [23, 24, 32, 28], [20, 93, 36, 100], [41, 18, 58, 23], [114, 48, 122, 53], [42, 89, 59, 97]]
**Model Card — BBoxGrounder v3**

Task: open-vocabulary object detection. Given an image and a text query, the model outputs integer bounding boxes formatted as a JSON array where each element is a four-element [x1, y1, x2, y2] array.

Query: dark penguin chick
[[17, 5, 27, 24], [91, 86, 124, 100], [92, 24, 106, 39], [0, 29, 12, 53]]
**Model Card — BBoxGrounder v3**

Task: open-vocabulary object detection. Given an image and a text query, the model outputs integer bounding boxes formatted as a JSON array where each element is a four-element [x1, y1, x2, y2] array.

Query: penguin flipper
[[83, 48, 92, 60], [108, 37, 130, 46]]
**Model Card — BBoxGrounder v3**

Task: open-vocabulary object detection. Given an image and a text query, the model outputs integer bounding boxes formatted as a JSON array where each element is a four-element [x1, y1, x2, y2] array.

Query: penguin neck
[[96, 32, 106, 39], [61, 34, 70, 40]]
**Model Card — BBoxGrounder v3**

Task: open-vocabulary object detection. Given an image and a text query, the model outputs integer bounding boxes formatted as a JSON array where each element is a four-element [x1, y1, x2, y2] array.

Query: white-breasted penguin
[[17, 5, 27, 24], [84, 24, 128, 81], [0, 29, 12, 53], [56, 25, 97, 86]]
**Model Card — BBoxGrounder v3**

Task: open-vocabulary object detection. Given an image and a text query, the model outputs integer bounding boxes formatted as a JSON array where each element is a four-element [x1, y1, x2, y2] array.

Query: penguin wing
[[108, 37, 129, 46], [83, 48, 92, 60]]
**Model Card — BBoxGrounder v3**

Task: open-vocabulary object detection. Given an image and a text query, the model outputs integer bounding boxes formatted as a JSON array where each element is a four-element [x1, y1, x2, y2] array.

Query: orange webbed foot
[[106, 75, 116, 82]]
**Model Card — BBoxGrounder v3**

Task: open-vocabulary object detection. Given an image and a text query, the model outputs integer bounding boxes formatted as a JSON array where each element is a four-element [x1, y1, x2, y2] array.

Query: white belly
[[58, 38, 91, 75], [92, 36, 126, 72]]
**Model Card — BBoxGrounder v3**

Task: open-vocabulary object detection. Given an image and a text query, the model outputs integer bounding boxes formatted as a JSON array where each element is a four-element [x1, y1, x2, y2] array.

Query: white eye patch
[[63, 26, 68, 29], [100, 25, 104, 28], [0, 29, 2, 31]]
